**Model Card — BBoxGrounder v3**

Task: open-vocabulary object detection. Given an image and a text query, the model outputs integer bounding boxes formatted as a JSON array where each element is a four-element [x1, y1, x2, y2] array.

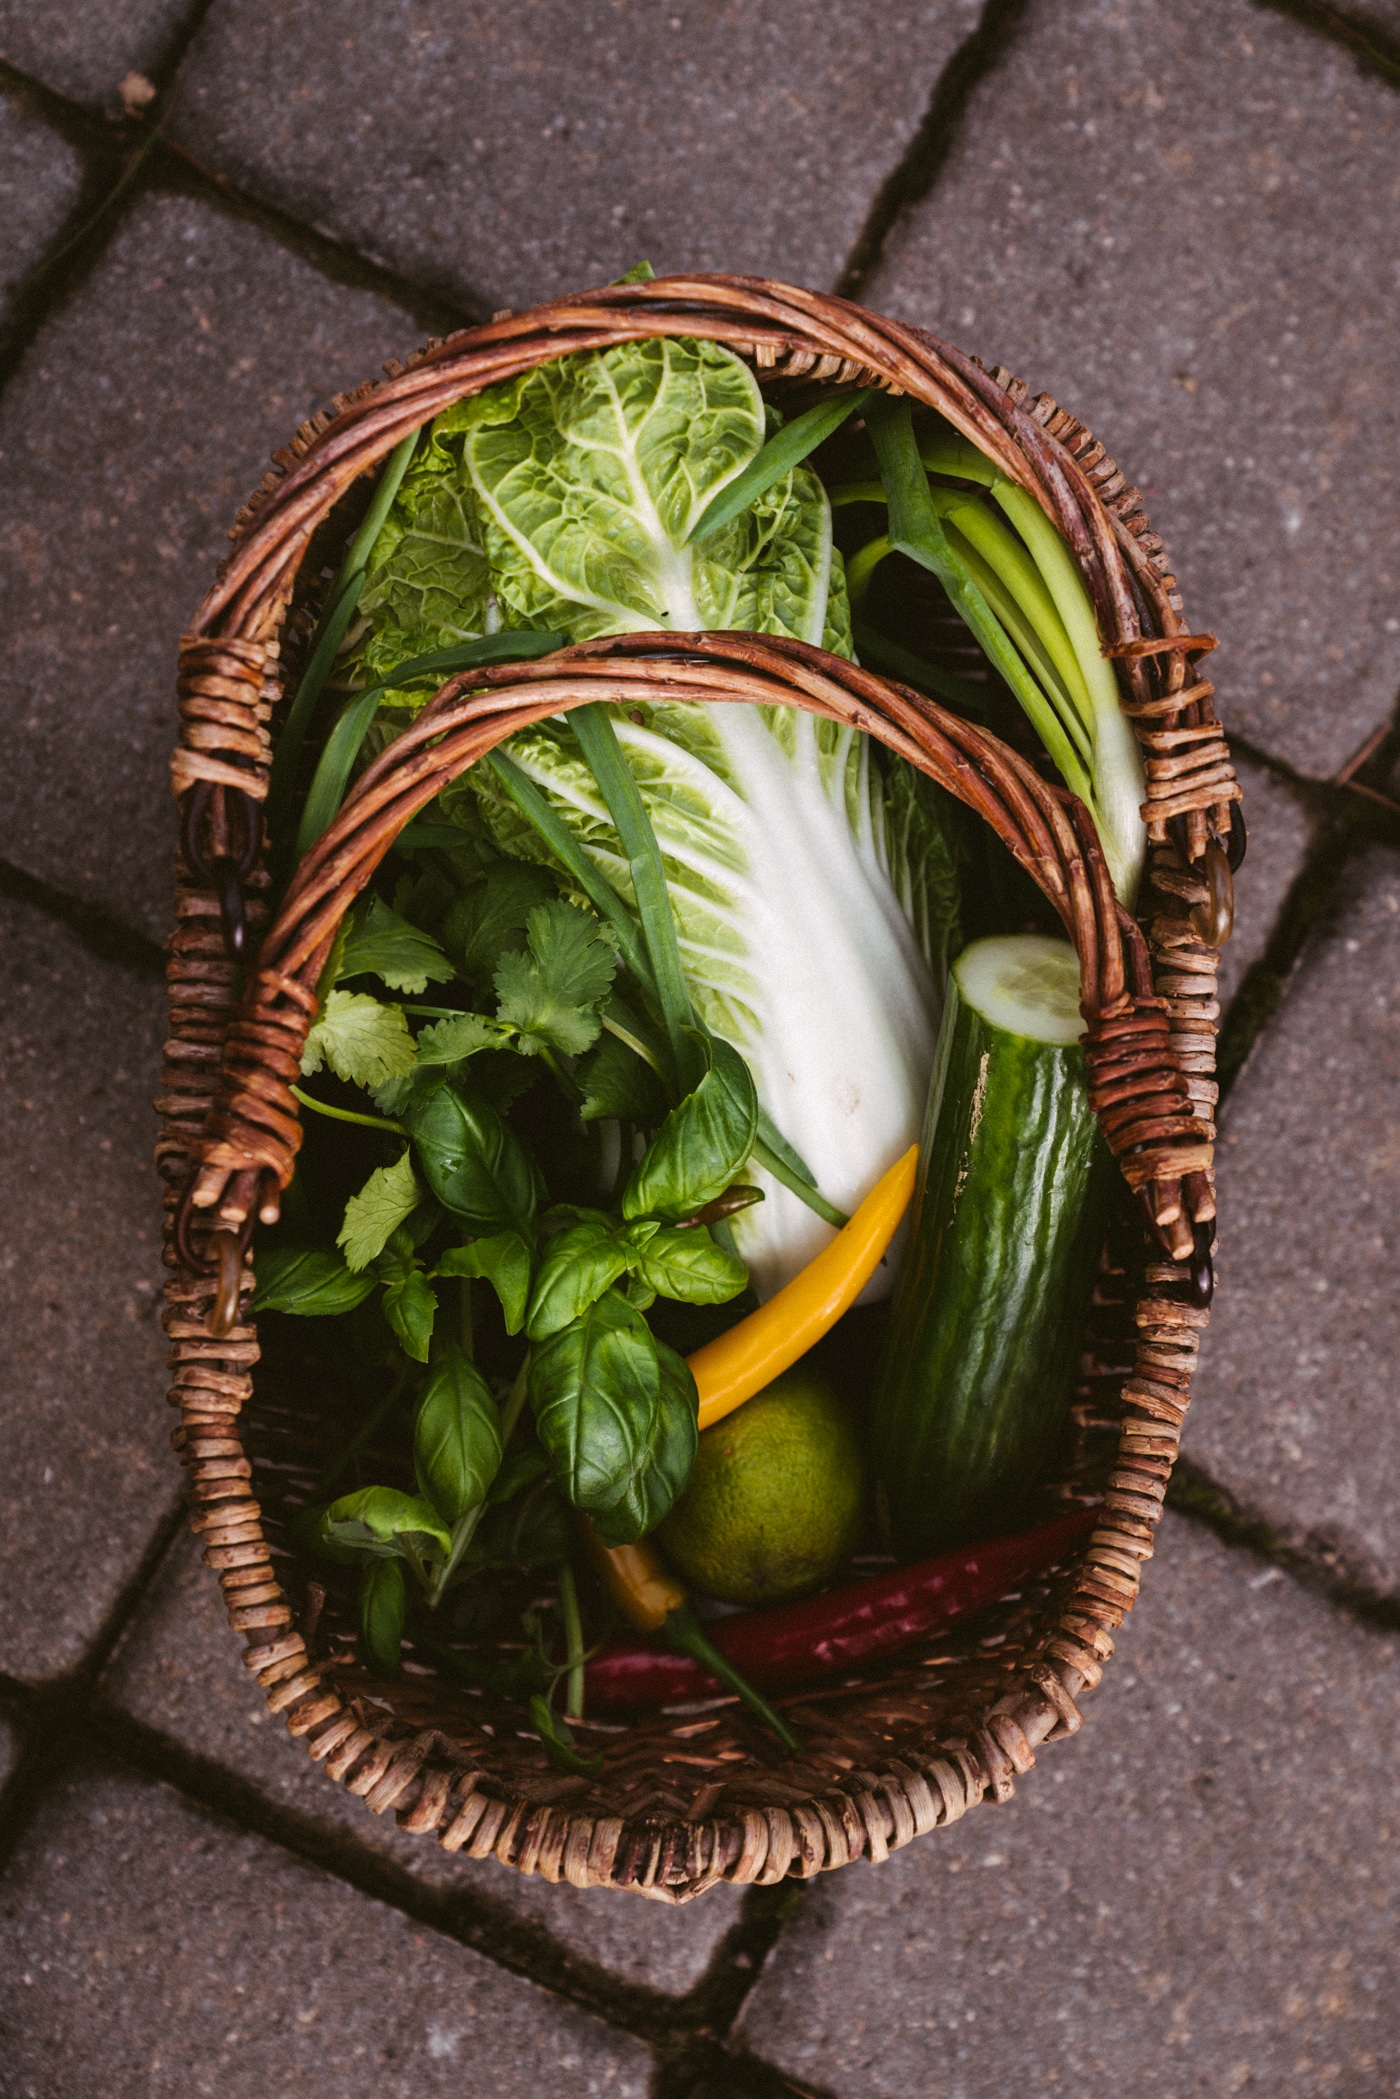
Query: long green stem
[[850, 623, 993, 720], [686, 387, 879, 545], [266, 430, 420, 872], [933, 490, 1095, 736], [938, 519, 1094, 766], [558, 1558, 586, 1719], [291, 1085, 406, 1136], [751, 1135, 848, 1229], [570, 704, 703, 1093], [662, 1603, 803, 1755]]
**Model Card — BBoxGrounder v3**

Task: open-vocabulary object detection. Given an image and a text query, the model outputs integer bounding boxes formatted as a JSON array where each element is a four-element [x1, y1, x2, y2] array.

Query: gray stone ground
[[0, 3, 1397, 2093]]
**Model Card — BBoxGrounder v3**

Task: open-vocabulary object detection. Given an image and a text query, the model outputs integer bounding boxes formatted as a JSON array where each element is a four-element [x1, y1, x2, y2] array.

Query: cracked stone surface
[[99, 1527, 744, 1996], [1216, 752, 1312, 1011], [738, 1514, 1400, 2096], [0, 1758, 654, 2097], [0, 896, 173, 1684], [170, 0, 981, 313], [0, 188, 416, 940], [868, 0, 1400, 782], [0, 1, 190, 107], [1191, 844, 1400, 1597], [0, 86, 84, 324]]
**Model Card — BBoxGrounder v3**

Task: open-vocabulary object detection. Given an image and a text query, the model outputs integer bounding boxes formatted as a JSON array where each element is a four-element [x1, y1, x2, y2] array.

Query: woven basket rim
[[159, 274, 1235, 1900]]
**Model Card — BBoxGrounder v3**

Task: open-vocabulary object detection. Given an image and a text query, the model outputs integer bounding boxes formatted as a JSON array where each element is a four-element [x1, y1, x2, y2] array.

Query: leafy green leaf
[[575, 1028, 668, 1124], [494, 899, 617, 1057], [405, 1081, 541, 1236], [249, 1246, 378, 1317], [318, 1486, 451, 1589], [302, 991, 417, 1089], [414, 1011, 509, 1065], [591, 1341, 699, 1545], [529, 1288, 660, 1513], [358, 1556, 406, 1678], [441, 860, 559, 985], [339, 894, 454, 994], [489, 1445, 550, 1504], [414, 1342, 503, 1525], [622, 1035, 758, 1222], [380, 1265, 437, 1362], [434, 1231, 534, 1335], [633, 1225, 749, 1305], [525, 1220, 634, 1341], [338, 1150, 423, 1271]]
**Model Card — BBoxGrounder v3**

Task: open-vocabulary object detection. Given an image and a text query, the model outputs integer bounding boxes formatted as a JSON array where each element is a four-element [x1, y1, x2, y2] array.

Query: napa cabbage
[[343, 335, 960, 1299]]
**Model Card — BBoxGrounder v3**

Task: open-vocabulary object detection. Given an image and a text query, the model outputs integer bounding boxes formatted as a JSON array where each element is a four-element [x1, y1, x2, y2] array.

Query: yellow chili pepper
[[688, 1144, 919, 1432], [576, 1516, 687, 1633]]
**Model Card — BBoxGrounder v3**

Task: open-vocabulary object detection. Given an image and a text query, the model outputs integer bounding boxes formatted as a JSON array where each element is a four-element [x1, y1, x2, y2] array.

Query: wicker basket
[[159, 276, 1238, 1901]]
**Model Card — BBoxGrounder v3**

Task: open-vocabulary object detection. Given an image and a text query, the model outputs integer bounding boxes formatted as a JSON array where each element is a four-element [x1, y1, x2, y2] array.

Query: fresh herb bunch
[[258, 320, 1144, 1733]]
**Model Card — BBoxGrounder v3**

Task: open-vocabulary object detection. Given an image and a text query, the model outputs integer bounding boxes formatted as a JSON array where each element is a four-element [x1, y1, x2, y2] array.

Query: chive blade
[[570, 703, 702, 1091], [687, 387, 879, 546], [750, 1134, 849, 1230]]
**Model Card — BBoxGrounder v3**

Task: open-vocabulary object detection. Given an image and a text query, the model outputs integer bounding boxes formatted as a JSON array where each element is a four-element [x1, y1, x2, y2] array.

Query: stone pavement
[[0, 3, 1397, 2092]]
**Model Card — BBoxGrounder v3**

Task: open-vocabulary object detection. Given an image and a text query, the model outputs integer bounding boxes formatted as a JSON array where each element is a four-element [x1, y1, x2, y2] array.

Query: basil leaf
[[405, 1080, 541, 1236], [435, 1231, 534, 1336], [622, 1035, 758, 1222], [576, 1030, 668, 1124], [525, 1220, 635, 1341], [633, 1224, 749, 1306], [358, 1556, 406, 1678], [318, 1486, 451, 1589], [249, 1247, 377, 1317], [528, 1288, 660, 1513], [591, 1340, 699, 1545], [488, 1445, 550, 1505], [380, 1266, 437, 1363], [414, 1341, 503, 1525]]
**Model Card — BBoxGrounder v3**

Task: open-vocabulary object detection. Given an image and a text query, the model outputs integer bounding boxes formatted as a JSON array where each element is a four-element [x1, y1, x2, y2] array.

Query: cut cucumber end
[[952, 934, 1084, 1047]]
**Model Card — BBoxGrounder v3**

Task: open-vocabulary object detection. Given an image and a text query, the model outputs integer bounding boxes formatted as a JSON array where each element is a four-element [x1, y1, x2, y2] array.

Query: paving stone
[[0, 1757, 653, 2097], [1216, 752, 1312, 1011], [0, 188, 416, 940], [0, 894, 174, 1685], [738, 1513, 1400, 2096], [170, 0, 981, 313], [0, 87, 84, 324], [0, 1, 189, 108], [1191, 844, 1400, 1596], [868, 0, 1400, 782], [100, 1527, 745, 1996]]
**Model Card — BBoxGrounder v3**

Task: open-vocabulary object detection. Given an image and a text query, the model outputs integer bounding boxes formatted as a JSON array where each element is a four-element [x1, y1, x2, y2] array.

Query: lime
[[657, 1368, 865, 1605]]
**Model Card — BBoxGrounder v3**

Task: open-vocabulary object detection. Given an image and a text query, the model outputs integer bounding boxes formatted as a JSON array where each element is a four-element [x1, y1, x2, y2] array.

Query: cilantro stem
[[290, 1085, 406, 1136], [558, 1557, 586, 1719], [570, 704, 702, 1093]]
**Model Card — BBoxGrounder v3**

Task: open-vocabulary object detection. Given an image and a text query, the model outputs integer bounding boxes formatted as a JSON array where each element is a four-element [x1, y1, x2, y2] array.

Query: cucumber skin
[[872, 973, 1109, 1557]]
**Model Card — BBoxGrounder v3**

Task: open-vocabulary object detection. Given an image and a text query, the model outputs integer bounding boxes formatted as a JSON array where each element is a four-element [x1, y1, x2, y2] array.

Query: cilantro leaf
[[494, 900, 618, 1058], [339, 895, 454, 994], [338, 1150, 423, 1270], [576, 1030, 667, 1124], [415, 1011, 510, 1065], [303, 991, 417, 1089], [442, 860, 558, 985]]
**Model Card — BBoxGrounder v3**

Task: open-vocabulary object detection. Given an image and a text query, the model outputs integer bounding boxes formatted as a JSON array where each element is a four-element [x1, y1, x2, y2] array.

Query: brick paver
[[0, 1759, 654, 2097], [99, 1529, 745, 1996], [867, 0, 1400, 782], [737, 1513, 1400, 2096], [0, 0, 190, 108], [0, 87, 83, 323], [1217, 753, 1312, 1010], [1191, 844, 1400, 1597], [0, 189, 416, 939], [170, 0, 980, 312], [0, 896, 173, 1684]]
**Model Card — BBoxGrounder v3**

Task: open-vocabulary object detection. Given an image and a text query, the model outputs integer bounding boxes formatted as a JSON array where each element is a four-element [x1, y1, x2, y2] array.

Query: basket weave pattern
[[158, 278, 1236, 1899]]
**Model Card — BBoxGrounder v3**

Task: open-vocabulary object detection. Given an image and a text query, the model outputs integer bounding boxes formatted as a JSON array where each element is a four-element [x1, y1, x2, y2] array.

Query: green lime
[[657, 1368, 865, 1605]]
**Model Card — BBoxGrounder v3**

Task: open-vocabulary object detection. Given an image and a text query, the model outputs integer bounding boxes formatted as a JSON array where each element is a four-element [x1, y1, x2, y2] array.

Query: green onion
[[687, 387, 879, 546], [850, 622, 993, 719]]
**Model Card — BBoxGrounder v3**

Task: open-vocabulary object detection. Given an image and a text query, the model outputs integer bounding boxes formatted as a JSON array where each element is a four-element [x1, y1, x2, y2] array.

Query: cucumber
[[872, 934, 1110, 1557]]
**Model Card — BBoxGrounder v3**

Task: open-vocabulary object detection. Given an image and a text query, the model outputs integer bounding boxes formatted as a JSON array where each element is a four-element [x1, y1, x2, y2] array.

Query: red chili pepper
[[583, 1506, 1097, 1708]]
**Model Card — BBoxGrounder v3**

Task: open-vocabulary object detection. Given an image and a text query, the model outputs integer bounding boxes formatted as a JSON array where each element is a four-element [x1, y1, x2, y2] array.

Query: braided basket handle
[[182, 629, 1209, 1261]]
